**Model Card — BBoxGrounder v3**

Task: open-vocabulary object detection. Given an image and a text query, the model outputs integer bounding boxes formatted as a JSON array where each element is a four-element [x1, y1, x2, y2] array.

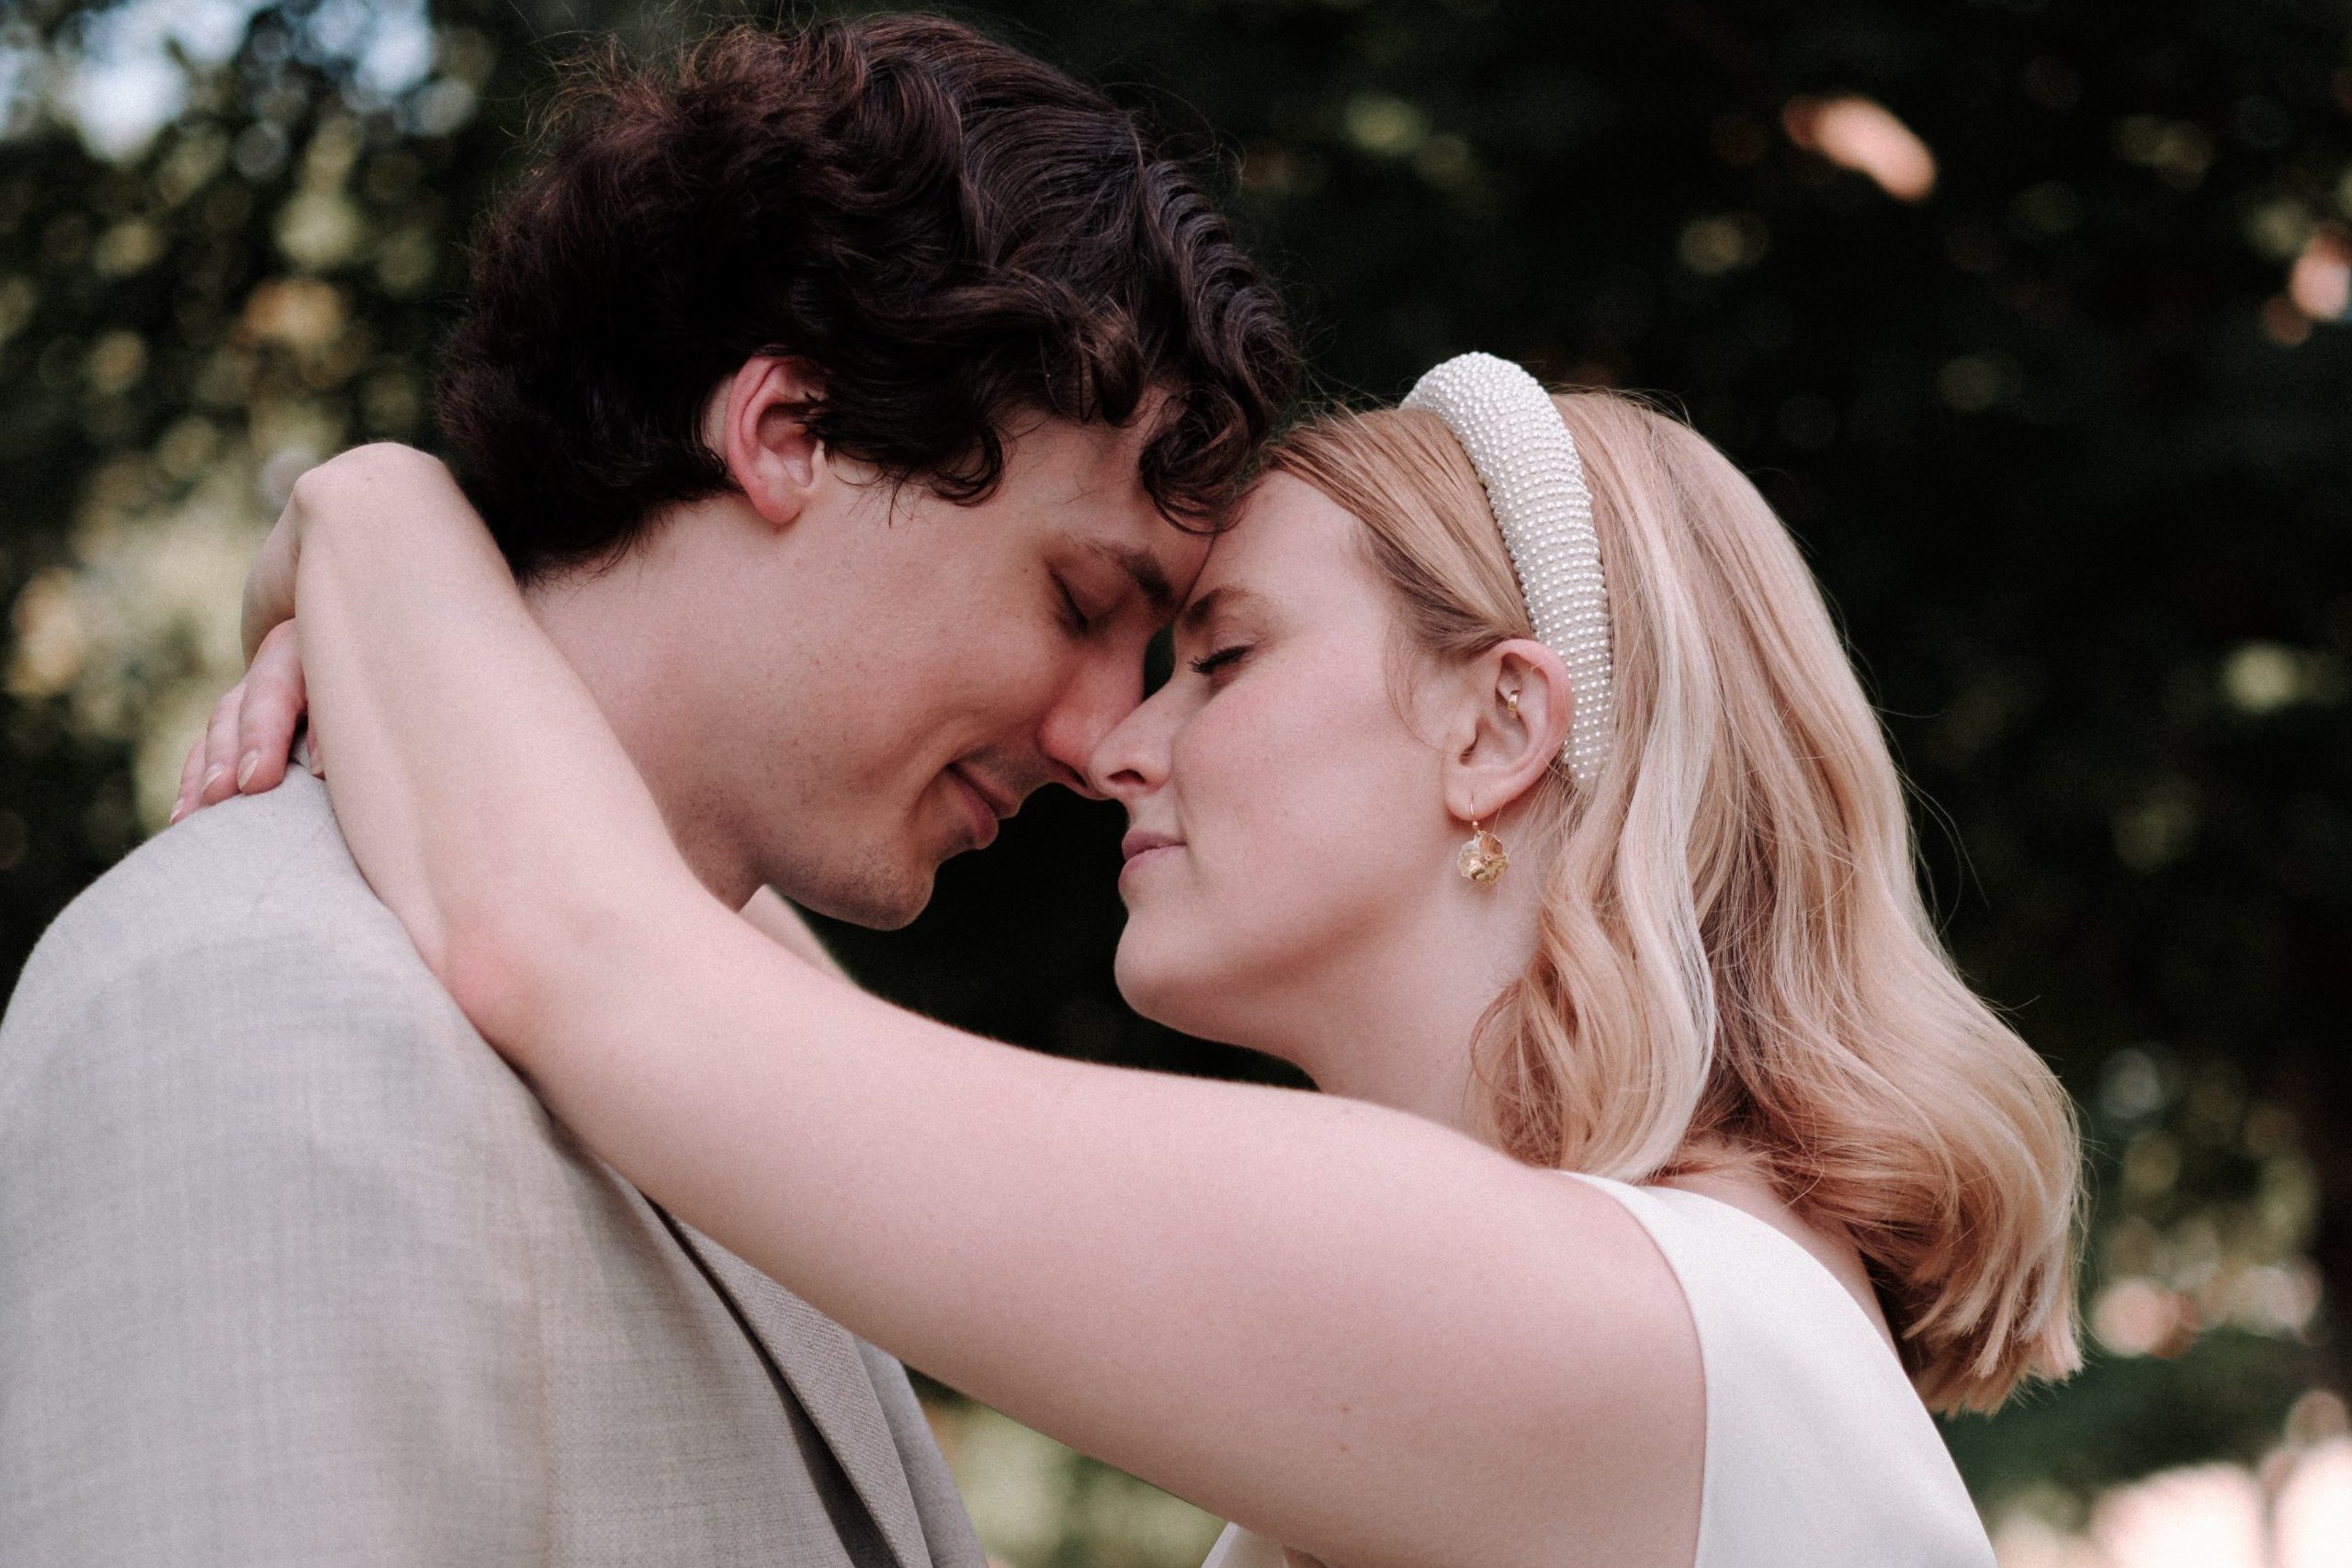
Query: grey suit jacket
[[0, 770, 986, 1568]]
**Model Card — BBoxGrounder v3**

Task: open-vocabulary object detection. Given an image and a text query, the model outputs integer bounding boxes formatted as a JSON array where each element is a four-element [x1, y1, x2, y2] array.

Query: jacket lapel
[[665, 1216, 933, 1568]]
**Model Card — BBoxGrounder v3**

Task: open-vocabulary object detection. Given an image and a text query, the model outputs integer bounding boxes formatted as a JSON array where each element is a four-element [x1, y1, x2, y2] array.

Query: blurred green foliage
[[4, 0, 2349, 1557]]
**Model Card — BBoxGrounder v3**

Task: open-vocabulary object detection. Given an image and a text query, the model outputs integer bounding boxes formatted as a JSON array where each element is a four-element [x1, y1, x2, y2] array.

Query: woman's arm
[[738, 886, 850, 977], [279, 446, 1698, 1568], [272, 446, 682, 991], [183, 508, 849, 983]]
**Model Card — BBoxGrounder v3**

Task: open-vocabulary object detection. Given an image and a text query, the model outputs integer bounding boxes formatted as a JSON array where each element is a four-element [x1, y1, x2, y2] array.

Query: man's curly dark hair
[[434, 16, 1298, 581]]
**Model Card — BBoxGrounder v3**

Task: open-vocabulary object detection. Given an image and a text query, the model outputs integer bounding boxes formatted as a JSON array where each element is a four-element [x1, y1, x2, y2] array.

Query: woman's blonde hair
[[1272, 389, 2082, 1412]]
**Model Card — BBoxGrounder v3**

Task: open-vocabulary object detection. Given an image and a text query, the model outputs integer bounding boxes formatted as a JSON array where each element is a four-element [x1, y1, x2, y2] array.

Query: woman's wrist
[[246, 444, 455, 660]]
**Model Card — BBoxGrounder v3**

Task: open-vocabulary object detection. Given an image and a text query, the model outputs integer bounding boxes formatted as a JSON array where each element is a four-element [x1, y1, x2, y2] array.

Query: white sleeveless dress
[[1199, 1174, 1995, 1568]]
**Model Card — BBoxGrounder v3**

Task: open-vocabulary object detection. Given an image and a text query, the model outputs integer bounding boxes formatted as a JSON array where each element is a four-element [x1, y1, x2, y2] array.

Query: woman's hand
[[169, 619, 311, 824], [170, 443, 454, 825]]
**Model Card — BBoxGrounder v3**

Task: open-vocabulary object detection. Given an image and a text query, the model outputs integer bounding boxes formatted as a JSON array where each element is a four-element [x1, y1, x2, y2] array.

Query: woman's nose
[[1084, 684, 1175, 802]]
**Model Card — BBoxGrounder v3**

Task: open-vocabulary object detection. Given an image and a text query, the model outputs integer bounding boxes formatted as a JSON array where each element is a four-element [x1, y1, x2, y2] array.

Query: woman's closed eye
[[1188, 644, 1251, 679]]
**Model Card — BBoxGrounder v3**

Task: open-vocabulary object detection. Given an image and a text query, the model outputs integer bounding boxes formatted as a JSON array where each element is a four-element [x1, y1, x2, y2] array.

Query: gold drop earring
[[1457, 691, 1520, 885], [1457, 819, 1508, 885]]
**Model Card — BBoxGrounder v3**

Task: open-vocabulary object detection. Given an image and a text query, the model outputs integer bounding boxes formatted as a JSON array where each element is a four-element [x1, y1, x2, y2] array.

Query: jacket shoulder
[[9, 773, 426, 1018], [0, 773, 513, 1122]]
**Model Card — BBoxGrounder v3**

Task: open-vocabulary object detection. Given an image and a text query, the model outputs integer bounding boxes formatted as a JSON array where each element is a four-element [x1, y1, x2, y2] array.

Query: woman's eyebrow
[[1177, 585, 1268, 636]]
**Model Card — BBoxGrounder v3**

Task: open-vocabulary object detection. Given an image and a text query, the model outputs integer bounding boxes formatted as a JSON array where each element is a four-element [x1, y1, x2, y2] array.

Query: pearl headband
[[1402, 352, 1613, 789]]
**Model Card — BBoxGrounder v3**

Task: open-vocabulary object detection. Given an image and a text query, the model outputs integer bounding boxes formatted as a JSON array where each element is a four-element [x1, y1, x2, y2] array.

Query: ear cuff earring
[[1456, 820, 1509, 885]]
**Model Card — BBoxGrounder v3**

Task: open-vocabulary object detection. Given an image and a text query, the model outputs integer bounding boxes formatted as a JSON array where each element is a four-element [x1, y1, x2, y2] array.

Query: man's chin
[[773, 855, 935, 932]]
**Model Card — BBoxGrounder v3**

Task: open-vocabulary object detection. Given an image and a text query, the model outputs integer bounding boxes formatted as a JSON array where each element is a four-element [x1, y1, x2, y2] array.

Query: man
[[0, 16, 1293, 1565]]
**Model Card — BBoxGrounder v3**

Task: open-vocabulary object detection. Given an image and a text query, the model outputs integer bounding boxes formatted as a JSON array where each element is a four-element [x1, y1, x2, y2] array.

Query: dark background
[[4, 0, 2346, 1553]]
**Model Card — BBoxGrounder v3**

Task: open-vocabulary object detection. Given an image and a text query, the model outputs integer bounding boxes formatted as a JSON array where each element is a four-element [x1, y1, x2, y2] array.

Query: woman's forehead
[[1180, 473, 1363, 611]]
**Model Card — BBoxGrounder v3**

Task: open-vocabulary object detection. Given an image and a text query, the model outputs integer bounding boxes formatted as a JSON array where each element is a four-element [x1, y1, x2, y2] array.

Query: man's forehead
[[1012, 409, 1216, 599], [1012, 396, 1169, 488], [1083, 537, 1181, 613], [1069, 513, 1219, 608]]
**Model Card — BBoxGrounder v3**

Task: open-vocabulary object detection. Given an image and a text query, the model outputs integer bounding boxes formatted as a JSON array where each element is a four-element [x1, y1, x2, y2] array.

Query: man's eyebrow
[[1088, 541, 1177, 616]]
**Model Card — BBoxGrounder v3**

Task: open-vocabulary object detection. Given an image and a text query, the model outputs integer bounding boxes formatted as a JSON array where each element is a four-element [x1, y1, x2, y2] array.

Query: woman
[[188, 355, 2080, 1567]]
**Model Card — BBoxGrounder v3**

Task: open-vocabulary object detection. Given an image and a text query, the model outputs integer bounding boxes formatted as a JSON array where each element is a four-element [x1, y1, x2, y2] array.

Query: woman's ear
[[1440, 639, 1575, 824], [708, 355, 828, 529]]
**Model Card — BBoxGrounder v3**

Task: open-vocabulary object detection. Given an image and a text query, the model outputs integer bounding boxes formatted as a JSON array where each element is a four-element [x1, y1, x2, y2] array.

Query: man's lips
[[946, 764, 1015, 848]]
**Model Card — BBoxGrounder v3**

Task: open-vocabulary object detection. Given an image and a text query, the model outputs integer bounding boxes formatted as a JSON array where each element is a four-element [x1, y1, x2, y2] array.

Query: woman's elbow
[[431, 892, 579, 1066]]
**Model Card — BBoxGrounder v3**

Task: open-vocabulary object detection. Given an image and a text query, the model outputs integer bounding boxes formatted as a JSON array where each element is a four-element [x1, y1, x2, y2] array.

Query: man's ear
[[1439, 639, 1576, 825], [707, 355, 828, 528]]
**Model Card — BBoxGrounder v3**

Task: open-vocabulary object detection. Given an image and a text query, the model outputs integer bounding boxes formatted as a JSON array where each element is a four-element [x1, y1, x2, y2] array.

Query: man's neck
[[522, 568, 761, 910]]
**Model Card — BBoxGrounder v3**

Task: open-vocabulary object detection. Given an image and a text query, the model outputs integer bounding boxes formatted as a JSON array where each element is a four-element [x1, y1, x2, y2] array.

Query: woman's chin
[[1112, 930, 1229, 1041]]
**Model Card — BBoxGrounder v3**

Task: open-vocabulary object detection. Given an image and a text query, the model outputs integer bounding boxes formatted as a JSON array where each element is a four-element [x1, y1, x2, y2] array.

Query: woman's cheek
[[1216, 689, 1353, 909], [1187, 681, 1294, 846]]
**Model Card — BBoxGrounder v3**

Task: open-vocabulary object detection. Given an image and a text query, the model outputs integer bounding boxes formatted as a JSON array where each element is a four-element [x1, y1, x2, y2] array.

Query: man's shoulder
[[13, 772, 414, 1005], [0, 773, 501, 1115]]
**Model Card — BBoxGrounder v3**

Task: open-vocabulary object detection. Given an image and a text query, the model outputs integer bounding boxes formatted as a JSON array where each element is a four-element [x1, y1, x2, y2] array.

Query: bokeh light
[[1781, 94, 1938, 201]]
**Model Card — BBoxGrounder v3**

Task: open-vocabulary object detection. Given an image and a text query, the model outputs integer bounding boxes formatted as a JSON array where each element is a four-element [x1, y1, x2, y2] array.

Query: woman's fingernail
[[202, 764, 225, 795], [236, 751, 260, 790], [168, 798, 189, 825]]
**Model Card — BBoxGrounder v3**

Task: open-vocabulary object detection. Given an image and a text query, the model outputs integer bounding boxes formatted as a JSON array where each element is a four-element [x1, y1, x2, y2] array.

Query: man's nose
[[1037, 655, 1146, 799]]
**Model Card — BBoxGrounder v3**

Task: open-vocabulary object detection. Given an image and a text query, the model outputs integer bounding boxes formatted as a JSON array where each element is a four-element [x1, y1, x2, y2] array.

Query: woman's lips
[[1118, 829, 1182, 882]]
